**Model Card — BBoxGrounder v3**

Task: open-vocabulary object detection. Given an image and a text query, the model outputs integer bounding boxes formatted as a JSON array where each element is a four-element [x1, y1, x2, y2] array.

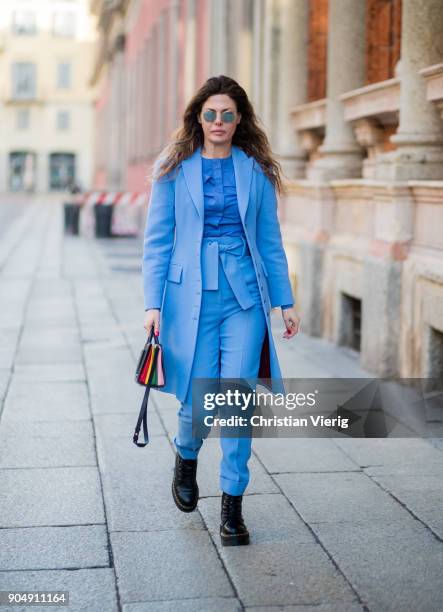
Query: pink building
[[90, 0, 210, 191]]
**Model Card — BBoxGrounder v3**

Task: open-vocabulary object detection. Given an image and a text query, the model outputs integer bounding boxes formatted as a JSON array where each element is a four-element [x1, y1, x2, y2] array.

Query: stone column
[[209, 0, 228, 74], [158, 11, 167, 145], [309, 0, 366, 181], [389, 0, 443, 179], [236, 0, 253, 94], [251, 0, 264, 111], [168, 0, 180, 131], [183, 0, 197, 105], [261, 0, 277, 143], [276, 0, 308, 179]]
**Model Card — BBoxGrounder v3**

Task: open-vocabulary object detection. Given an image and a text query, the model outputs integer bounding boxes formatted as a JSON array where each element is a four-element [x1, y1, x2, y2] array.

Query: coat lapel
[[181, 144, 253, 225], [232, 144, 253, 225], [182, 146, 204, 221]]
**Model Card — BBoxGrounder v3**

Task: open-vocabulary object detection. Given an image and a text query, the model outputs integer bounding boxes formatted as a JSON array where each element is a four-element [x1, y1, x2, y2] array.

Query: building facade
[[0, 0, 97, 193], [92, 0, 443, 380]]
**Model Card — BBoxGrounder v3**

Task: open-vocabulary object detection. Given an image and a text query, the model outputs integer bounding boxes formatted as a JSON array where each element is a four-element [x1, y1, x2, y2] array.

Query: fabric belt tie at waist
[[201, 236, 256, 310]]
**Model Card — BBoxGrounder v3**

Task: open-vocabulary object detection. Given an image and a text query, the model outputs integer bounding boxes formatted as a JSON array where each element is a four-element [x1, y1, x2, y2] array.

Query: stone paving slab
[[79, 324, 128, 346], [1, 381, 90, 422], [15, 347, 84, 365], [0, 568, 118, 612], [312, 519, 443, 612], [0, 467, 105, 528], [370, 473, 443, 521], [198, 495, 358, 608], [23, 311, 78, 327], [244, 605, 365, 612], [275, 471, 413, 524], [0, 278, 30, 299], [85, 346, 143, 415], [29, 278, 73, 299], [0, 420, 96, 468], [428, 436, 443, 450], [334, 438, 443, 475], [11, 363, 86, 383], [0, 525, 109, 570], [25, 298, 76, 313], [96, 431, 205, 532], [0, 350, 15, 370], [411, 510, 443, 539], [111, 530, 234, 604], [0, 328, 20, 352], [18, 328, 80, 348], [251, 437, 359, 474], [0, 369, 9, 402], [94, 410, 165, 440], [123, 598, 243, 611]]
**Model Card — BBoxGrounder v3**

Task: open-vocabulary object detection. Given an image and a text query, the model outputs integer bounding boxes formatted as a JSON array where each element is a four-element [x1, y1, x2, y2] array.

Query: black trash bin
[[64, 202, 81, 235], [94, 202, 114, 238]]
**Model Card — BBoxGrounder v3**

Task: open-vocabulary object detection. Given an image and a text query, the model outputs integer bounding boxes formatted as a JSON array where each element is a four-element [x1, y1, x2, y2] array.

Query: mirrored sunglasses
[[202, 110, 236, 123]]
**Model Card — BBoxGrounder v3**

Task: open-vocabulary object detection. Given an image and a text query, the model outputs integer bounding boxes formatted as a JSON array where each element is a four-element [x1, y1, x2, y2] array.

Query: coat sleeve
[[256, 174, 295, 308], [142, 167, 176, 310]]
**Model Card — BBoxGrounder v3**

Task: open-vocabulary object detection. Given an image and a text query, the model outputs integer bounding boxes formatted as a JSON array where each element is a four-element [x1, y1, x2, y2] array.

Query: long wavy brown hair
[[148, 75, 285, 195]]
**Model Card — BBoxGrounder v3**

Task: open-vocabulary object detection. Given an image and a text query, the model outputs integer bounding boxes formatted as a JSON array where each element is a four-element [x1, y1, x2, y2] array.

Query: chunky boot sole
[[220, 528, 250, 546], [171, 480, 199, 513]]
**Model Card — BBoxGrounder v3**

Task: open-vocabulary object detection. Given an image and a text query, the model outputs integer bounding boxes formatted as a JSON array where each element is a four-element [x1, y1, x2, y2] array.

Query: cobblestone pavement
[[0, 198, 442, 611]]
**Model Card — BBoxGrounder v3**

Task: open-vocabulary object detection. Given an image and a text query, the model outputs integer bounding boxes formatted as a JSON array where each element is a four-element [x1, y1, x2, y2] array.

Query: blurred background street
[[0, 0, 443, 610]]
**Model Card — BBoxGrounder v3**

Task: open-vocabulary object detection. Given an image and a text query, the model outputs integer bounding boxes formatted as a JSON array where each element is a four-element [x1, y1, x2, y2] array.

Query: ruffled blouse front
[[200, 154, 293, 311], [201, 155, 245, 238]]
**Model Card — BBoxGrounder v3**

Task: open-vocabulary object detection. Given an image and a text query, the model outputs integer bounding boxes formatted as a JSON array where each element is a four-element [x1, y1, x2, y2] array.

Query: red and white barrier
[[77, 190, 147, 238], [112, 191, 147, 236], [78, 191, 106, 237]]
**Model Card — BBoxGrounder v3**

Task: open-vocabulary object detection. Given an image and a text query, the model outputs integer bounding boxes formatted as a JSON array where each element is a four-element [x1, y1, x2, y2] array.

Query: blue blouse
[[201, 155, 293, 311], [202, 155, 244, 237], [145, 154, 293, 310]]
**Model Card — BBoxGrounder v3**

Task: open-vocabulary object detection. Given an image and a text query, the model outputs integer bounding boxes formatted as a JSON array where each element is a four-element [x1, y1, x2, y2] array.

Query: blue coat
[[142, 144, 294, 403]]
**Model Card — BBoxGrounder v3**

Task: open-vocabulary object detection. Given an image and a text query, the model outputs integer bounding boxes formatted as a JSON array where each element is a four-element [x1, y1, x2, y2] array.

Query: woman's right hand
[[144, 309, 160, 336]]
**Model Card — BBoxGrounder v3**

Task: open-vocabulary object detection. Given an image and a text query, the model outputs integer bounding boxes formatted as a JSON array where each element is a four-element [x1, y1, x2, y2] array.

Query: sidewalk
[[0, 199, 442, 612]]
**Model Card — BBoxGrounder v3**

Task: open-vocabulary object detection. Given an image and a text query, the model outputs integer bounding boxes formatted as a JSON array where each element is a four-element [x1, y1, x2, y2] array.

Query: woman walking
[[142, 75, 300, 546]]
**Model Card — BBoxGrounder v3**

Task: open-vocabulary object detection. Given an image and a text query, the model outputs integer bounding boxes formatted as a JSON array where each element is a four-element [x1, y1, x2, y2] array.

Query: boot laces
[[222, 494, 243, 521], [177, 456, 196, 483]]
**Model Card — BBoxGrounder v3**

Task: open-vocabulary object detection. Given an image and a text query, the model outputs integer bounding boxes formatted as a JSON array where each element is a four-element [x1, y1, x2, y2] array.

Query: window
[[16, 108, 30, 130], [49, 153, 75, 190], [11, 63, 36, 100], [56, 110, 70, 130], [11, 11, 37, 35], [340, 293, 362, 352], [9, 152, 36, 192], [52, 12, 76, 38], [56, 62, 72, 89]]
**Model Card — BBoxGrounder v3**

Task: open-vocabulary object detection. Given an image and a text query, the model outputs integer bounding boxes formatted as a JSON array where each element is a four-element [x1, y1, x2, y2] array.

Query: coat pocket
[[167, 262, 183, 283], [260, 259, 269, 278]]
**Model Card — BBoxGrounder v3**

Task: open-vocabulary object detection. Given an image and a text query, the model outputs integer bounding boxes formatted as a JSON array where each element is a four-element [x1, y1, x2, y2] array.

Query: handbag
[[133, 327, 166, 447]]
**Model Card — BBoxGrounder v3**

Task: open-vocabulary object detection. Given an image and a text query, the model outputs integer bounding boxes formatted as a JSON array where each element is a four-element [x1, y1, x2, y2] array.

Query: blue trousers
[[173, 235, 267, 495]]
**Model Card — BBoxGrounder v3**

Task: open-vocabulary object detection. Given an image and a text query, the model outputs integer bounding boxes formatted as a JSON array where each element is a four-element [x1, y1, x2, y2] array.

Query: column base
[[386, 132, 443, 180], [276, 152, 307, 180], [307, 145, 363, 182]]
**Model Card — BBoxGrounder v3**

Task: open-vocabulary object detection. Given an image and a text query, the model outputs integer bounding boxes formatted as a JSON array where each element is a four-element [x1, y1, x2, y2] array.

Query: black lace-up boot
[[171, 452, 199, 512], [220, 492, 250, 546]]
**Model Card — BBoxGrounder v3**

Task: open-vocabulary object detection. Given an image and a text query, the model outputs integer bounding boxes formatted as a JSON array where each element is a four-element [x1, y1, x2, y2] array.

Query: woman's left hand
[[281, 307, 300, 339]]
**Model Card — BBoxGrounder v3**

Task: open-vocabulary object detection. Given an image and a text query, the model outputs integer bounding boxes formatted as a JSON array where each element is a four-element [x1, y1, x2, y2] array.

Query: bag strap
[[133, 385, 151, 447], [133, 328, 161, 447], [145, 327, 160, 347]]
